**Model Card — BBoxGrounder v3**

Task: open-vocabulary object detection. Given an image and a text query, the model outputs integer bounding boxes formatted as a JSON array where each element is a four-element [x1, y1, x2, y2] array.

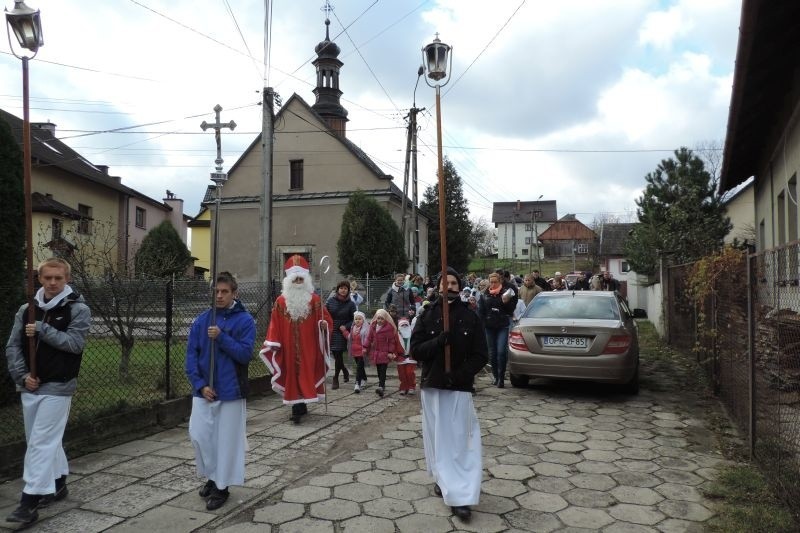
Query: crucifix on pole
[[200, 104, 236, 390]]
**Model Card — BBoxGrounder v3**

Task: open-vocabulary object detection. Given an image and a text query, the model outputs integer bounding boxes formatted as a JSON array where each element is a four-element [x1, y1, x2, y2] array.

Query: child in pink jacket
[[342, 311, 369, 393], [365, 309, 404, 397]]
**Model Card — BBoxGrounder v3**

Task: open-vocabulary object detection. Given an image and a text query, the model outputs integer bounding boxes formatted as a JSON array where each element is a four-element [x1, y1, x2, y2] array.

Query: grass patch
[[704, 464, 796, 533]]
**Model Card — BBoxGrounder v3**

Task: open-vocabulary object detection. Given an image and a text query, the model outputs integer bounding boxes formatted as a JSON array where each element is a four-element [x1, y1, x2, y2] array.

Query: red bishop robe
[[259, 293, 333, 405]]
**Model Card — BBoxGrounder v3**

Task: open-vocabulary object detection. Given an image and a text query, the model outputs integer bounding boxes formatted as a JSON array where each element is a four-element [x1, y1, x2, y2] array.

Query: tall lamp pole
[[422, 34, 452, 371], [6, 0, 43, 379], [528, 194, 543, 273]]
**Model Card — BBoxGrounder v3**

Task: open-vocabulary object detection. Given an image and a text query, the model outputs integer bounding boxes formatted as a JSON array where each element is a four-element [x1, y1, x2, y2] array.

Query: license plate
[[542, 336, 588, 348]]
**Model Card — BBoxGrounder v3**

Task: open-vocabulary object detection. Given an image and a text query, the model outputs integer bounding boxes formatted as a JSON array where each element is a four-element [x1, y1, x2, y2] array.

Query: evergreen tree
[[626, 147, 731, 275], [134, 220, 192, 278], [420, 158, 476, 274], [337, 190, 407, 277], [0, 114, 25, 400]]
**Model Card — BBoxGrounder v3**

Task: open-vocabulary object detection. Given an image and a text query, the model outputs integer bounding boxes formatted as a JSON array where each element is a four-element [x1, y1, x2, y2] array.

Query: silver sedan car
[[507, 291, 640, 393]]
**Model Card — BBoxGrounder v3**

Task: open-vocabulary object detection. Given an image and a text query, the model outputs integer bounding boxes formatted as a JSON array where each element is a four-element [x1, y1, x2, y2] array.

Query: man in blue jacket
[[185, 272, 256, 511]]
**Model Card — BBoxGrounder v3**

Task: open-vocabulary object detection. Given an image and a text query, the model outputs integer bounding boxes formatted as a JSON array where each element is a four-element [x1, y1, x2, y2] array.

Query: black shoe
[[6, 505, 38, 524], [198, 480, 216, 498], [343, 370, 350, 383], [452, 505, 471, 520], [376, 387, 384, 397], [291, 414, 302, 424], [39, 485, 68, 507], [205, 487, 229, 511], [434, 484, 442, 497], [497, 380, 505, 388]]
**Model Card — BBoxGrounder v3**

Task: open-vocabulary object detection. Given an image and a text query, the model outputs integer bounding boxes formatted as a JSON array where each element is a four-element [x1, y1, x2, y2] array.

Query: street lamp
[[422, 33, 452, 371], [528, 194, 543, 274], [6, 0, 43, 379]]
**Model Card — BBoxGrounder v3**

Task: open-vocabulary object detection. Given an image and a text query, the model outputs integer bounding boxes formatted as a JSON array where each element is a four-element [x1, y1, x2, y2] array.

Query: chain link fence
[[665, 244, 800, 510]]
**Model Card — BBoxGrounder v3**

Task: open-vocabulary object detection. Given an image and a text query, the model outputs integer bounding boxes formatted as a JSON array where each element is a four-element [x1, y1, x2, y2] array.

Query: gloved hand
[[437, 331, 450, 347]]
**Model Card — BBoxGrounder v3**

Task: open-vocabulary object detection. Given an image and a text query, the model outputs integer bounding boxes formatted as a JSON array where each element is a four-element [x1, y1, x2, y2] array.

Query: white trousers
[[421, 388, 482, 507], [21, 393, 71, 495], [189, 398, 247, 490]]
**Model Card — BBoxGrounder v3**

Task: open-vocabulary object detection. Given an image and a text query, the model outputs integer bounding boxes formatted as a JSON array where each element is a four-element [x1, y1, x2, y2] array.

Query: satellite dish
[[319, 255, 331, 274]]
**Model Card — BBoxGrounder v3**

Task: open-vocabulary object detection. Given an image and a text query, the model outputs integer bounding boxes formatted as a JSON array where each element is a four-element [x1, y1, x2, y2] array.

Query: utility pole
[[403, 67, 425, 274], [260, 88, 275, 289], [411, 106, 421, 275]]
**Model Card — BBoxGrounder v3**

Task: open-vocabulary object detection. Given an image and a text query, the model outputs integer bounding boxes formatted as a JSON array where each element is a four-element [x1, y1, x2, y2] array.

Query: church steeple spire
[[311, 3, 348, 136]]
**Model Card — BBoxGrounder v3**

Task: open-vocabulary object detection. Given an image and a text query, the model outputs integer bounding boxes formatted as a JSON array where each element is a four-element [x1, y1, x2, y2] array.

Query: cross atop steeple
[[321, 0, 333, 22]]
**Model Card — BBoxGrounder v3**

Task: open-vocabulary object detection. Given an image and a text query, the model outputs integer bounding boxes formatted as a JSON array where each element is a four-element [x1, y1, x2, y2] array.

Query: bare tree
[[694, 139, 724, 190], [471, 216, 497, 257]]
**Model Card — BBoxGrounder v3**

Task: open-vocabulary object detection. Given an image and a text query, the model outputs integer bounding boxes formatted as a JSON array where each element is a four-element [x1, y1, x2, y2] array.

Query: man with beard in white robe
[[410, 267, 488, 521], [260, 255, 333, 424]]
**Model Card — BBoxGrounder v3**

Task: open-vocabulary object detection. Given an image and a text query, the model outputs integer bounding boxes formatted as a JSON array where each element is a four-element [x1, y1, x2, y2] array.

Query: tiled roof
[[492, 200, 557, 224], [598, 223, 636, 256], [539, 219, 596, 241], [32, 192, 84, 219]]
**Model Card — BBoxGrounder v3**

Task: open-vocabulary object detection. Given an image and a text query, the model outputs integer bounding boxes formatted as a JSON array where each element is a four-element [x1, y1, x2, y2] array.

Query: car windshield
[[525, 295, 621, 320]]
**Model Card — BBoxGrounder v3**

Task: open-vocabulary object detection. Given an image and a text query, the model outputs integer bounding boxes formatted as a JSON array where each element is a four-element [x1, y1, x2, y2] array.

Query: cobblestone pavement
[[0, 365, 734, 533]]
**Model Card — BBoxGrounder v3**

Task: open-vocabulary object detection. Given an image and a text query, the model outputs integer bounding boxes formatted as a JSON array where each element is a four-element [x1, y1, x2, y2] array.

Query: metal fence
[[665, 244, 800, 509], [0, 275, 400, 450]]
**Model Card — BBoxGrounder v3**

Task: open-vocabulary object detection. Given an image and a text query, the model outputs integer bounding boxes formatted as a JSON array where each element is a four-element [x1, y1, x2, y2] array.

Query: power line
[[222, 0, 263, 83], [0, 50, 158, 82]]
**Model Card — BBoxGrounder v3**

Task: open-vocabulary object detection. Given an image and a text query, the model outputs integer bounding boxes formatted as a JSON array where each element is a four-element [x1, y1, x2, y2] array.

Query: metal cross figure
[[200, 104, 236, 389]]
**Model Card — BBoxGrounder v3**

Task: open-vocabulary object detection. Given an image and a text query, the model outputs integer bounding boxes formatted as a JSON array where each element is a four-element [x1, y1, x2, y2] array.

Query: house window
[[78, 204, 92, 234], [135, 207, 146, 229], [521, 248, 528, 256], [621, 261, 630, 273], [525, 237, 532, 245], [524, 224, 532, 232], [290, 160, 304, 190], [576, 243, 589, 254], [52, 218, 62, 241]]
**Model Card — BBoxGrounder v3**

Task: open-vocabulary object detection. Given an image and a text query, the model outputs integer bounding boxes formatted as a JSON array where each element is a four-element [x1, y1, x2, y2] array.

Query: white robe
[[22, 393, 71, 495], [189, 398, 247, 490], [421, 388, 482, 506]]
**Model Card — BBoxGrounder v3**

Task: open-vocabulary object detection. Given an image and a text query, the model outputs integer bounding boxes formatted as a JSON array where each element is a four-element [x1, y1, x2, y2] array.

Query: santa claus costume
[[259, 255, 333, 423]]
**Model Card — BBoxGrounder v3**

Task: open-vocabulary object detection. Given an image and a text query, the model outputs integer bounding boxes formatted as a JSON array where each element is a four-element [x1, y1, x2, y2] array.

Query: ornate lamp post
[[422, 34, 452, 371], [528, 194, 543, 273], [6, 0, 43, 378]]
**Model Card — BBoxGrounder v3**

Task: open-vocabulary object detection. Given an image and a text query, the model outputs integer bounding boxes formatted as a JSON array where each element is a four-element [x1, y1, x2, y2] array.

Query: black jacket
[[478, 282, 518, 330], [325, 295, 356, 352], [410, 297, 488, 392]]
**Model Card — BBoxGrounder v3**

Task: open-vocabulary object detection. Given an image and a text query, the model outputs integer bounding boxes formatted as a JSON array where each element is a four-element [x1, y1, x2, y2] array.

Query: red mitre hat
[[284, 254, 310, 277]]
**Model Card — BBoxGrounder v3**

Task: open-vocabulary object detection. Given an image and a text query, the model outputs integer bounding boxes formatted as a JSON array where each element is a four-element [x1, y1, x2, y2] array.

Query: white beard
[[282, 274, 314, 320]]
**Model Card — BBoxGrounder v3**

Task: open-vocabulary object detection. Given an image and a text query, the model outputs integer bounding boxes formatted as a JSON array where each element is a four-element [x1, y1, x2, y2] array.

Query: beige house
[[1, 109, 188, 274], [201, 21, 429, 283], [722, 179, 755, 246]]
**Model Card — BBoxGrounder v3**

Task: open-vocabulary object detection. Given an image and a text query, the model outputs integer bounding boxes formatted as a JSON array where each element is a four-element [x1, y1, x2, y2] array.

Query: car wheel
[[509, 374, 530, 388], [622, 367, 639, 395]]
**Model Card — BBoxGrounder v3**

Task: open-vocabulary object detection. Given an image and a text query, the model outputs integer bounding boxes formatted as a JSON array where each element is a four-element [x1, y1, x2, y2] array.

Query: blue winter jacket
[[185, 300, 256, 401]]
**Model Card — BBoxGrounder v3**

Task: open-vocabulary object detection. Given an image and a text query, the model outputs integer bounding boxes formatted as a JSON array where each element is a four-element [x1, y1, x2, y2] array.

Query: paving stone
[[618, 437, 658, 450], [528, 475, 573, 494], [609, 504, 666, 525], [81, 484, 180, 518], [309, 473, 353, 487], [508, 441, 549, 455], [351, 449, 390, 462], [506, 508, 562, 532], [653, 469, 703, 486], [142, 471, 206, 493], [374, 458, 418, 473], [522, 423, 558, 434], [489, 464, 533, 480], [621, 428, 656, 440], [340, 515, 395, 533], [24, 508, 124, 533], [310, 498, 360, 520], [381, 481, 429, 501], [282, 485, 330, 503], [216, 523, 270, 533], [473, 493, 519, 514], [584, 439, 623, 451], [655, 518, 706, 532], [396, 513, 453, 532], [611, 485, 664, 505], [102, 440, 172, 457], [586, 430, 624, 441], [551, 431, 587, 443], [575, 461, 620, 474], [655, 457, 700, 472], [333, 482, 382, 502], [615, 460, 661, 473], [568, 473, 617, 491], [517, 490, 568, 512], [458, 510, 508, 532], [253, 501, 305, 524], [105, 454, 185, 478], [540, 451, 582, 465], [482, 478, 528, 497], [583, 449, 622, 462], [400, 470, 435, 485], [67, 472, 139, 502], [602, 523, 660, 533], [362, 496, 414, 519], [412, 495, 453, 516], [496, 453, 538, 466], [278, 517, 334, 533], [547, 441, 586, 453], [104, 505, 215, 532], [368, 439, 403, 450], [391, 447, 426, 461], [657, 500, 714, 521], [653, 419, 685, 429], [559, 423, 591, 433], [516, 433, 554, 445], [655, 483, 703, 502], [533, 462, 573, 478], [356, 469, 400, 486], [561, 416, 593, 426], [617, 447, 659, 460], [382, 430, 417, 440], [150, 443, 197, 460], [558, 506, 614, 529], [68, 453, 133, 475], [330, 460, 372, 474], [563, 488, 616, 508]]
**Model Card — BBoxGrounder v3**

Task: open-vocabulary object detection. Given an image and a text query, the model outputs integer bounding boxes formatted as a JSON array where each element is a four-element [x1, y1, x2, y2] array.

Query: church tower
[[311, 16, 348, 136]]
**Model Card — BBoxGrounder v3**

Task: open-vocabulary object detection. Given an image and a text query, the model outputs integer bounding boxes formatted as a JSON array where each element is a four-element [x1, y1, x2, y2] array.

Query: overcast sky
[[0, 0, 742, 226]]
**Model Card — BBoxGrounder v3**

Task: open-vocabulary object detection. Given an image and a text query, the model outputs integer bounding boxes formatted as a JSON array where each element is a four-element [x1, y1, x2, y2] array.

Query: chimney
[[32, 122, 56, 138], [96, 165, 109, 175]]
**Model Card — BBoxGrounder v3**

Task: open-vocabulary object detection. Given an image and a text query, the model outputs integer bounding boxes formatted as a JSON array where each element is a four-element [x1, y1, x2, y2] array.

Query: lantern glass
[[423, 39, 450, 82], [5, 1, 43, 52]]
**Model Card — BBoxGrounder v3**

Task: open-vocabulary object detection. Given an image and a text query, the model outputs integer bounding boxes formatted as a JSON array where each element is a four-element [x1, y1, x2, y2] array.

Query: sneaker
[[408, 389, 415, 395], [399, 390, 407, 396], [198, 480, 216, 498], [205, 487, 229, 511], [354, 383, 361, 394], [376, 387, 384, 397]]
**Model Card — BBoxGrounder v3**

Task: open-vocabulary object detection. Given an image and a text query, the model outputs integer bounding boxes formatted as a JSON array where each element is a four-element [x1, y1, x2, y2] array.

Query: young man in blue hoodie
[[185, 271, 256, 511], [6, 258, 91, 525]]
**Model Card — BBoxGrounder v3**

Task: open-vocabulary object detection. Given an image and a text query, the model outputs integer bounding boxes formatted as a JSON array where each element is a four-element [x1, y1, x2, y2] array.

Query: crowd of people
[[5, 254, 623, 525]]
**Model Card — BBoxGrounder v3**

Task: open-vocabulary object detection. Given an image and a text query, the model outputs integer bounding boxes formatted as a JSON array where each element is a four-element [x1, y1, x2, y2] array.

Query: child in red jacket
[[365, 309, 404, 397], [342, 311, 369, 393]]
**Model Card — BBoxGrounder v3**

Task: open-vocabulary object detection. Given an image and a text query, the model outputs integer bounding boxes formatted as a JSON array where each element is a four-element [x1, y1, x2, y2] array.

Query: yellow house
[[1, 109, 188, 275], [188, 206, 211, 278]]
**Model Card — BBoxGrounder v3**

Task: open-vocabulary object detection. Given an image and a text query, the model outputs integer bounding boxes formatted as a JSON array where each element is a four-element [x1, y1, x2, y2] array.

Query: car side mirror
[[632, 308, 647, 319]]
